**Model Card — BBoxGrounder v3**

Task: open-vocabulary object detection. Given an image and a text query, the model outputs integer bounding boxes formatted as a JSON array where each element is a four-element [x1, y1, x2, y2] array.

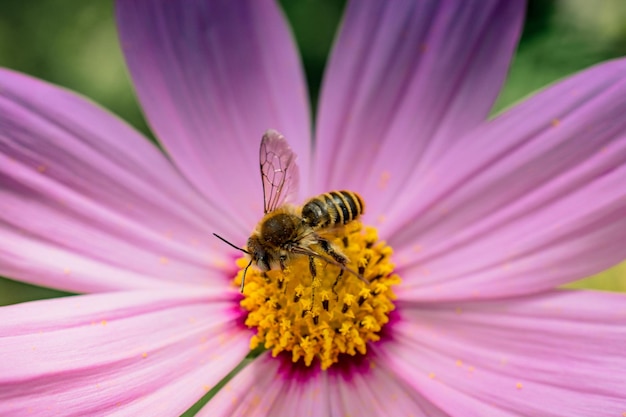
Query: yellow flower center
[[234, 221, 401, 370]]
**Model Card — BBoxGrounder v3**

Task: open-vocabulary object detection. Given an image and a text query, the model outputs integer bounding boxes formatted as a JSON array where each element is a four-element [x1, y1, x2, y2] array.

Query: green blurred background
[[0, 0, 625, 305]]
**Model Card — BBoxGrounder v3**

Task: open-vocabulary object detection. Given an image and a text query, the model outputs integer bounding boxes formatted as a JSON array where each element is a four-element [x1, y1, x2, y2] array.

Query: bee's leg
[[309, 256, 317, 277], [317, 238, 351, 300], [299, 257, 316, 319], [332, 269, 344, 299], [279, 254, 288, 271], [275, 253, 288, 294], [317, 238, 348, 265], [310, 277, 318, 324]]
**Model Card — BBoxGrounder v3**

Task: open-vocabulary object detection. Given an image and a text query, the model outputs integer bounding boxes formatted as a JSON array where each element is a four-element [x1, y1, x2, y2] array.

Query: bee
[[214, 130, 366, 292]]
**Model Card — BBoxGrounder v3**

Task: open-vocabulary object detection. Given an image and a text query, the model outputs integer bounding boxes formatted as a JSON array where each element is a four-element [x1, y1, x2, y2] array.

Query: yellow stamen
[[234, 221, 400, 370]]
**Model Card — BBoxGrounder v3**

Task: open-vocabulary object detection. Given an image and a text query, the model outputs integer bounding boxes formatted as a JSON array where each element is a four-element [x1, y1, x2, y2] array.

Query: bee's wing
[[259, 129, 300, 213]]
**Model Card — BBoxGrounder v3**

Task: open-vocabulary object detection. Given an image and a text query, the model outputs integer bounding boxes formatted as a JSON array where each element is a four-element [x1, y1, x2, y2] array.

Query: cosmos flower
[[1, 0, 626, 415]]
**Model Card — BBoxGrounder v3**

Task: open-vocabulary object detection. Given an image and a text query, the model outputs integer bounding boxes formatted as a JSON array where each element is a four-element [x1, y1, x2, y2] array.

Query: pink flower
[[1, 0, 626, 415]]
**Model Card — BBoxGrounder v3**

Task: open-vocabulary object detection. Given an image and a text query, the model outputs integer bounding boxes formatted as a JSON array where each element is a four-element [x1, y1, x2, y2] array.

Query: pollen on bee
[[234, 221, 400, 370]]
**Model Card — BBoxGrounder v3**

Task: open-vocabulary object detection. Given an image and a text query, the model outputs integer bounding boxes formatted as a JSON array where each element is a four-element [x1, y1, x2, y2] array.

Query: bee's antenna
[[212, 233, 250, 254], [241, 260, 253, 293], [212, 233, 254, 293]]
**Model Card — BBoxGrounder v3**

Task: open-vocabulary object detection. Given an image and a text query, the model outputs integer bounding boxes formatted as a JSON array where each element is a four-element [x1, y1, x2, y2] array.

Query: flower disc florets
[[235, 221, 400, 370]]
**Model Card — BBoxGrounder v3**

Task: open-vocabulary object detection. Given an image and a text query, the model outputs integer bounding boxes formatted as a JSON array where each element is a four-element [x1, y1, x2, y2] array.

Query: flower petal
[[378, 290, 626, 416], [325, 358, 449, 417], [0, 69, 236, 292], [202, 353, 447, 416], [117, 0, 312, 226], [391, 59, 626, 301], [197, 354, 327, 417], [0, 288, 250, 416], [314, 0, 524, 220]]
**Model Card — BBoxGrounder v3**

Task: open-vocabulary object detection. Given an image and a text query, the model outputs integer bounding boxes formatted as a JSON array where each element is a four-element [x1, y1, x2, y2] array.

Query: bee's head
[[247, 236, 272, 271]]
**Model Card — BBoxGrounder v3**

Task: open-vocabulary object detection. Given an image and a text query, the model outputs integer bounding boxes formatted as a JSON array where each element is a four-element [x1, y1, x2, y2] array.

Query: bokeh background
[[1, 0, 625, 306]]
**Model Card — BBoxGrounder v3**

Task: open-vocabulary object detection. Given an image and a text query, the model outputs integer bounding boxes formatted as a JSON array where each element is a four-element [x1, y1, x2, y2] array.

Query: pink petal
[[314, 0, 524, 221], [116, 0, 312, 228], [202, 353, 447, 416], [0, 288, 250, 416], [0, 69, 236, 292], [197, 354, 327, 417], [326, 358, 449, 417], [377, 290, 626, 416], [391, 59, 626, 301]]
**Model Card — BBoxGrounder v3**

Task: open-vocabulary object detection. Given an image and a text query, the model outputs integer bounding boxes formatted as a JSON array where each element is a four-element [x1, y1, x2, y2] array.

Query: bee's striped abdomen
[[302, 190, 364, 229]]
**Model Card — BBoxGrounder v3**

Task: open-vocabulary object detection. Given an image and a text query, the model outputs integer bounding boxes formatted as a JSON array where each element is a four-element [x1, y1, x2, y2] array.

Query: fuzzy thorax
[[235, 221, 400, 370]]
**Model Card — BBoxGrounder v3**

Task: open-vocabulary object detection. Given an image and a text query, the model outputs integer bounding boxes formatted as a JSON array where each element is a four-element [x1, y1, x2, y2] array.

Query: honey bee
[[214, 130, 366, 292]]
